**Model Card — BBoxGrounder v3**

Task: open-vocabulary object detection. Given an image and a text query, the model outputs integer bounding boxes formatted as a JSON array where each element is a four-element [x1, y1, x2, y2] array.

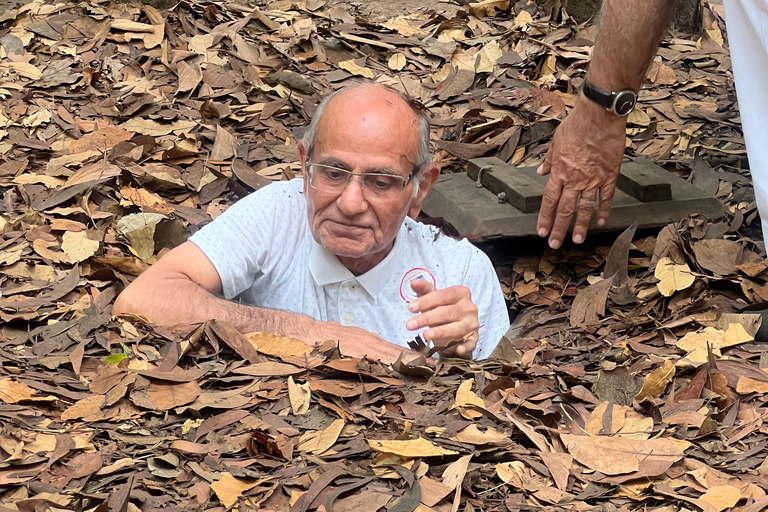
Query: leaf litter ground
[[0, 0, 766, 511]]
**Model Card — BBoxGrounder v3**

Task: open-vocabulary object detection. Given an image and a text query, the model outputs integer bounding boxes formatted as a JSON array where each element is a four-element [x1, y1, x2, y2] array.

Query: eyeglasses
[[307, 163, 419, 199]]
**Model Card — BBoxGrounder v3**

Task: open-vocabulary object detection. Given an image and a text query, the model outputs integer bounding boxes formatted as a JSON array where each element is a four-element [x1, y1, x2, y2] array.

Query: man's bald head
[[302, 84, 431, 175]]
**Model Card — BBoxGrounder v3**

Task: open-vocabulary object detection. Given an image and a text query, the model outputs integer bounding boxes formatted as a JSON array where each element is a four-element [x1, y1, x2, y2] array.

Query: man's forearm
[[588, 0, 678, 92], [114, 277, 319, 340]]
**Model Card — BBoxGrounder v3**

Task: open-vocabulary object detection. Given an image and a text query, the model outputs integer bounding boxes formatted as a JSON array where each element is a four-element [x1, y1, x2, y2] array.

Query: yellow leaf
[[736, 376, 768, 395], [635, 359, 675, 401], [61, 230, 100, 263], [368, 438, 459, 458], [287, 376, 311, 415], [513, 10, 533, 28], [654, 257, 695, 296], [468, 0, 510, 17], [339, 60, 375, 79], [699, 486, 740, 512], [453, 378, 485, 420], [723, 322, 754, 348], [676, 327, 725, 365], [388, 53, 407, 71], [210, 474, 266, 508], [298, 418, 344, 454]]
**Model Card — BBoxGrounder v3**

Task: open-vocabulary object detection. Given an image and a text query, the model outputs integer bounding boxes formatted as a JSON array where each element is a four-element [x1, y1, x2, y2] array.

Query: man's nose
[[336, 176, 369, 216]]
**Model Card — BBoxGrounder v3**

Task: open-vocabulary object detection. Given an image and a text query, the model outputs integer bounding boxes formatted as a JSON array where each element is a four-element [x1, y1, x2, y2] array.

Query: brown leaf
[[209, 124, 239, 161], [130, 380, 201, 410], [561, 434, 683, 480], [570, 276, 613, 326]]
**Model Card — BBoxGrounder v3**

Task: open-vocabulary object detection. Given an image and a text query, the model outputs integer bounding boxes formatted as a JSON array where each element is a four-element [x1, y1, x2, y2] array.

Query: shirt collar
[[308, 223, 404, 298]]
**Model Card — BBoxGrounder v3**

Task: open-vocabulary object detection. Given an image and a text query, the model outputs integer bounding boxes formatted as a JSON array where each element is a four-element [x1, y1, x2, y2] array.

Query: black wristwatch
[[582, 80, 638, 116]]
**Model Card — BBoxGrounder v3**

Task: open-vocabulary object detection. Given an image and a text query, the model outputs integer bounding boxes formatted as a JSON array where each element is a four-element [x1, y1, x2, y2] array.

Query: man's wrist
[[573, 95, 628, 130]]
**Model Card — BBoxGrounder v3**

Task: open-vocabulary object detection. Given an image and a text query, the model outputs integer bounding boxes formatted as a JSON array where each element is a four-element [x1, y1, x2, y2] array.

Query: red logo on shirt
[[399, 268, 436, 302]]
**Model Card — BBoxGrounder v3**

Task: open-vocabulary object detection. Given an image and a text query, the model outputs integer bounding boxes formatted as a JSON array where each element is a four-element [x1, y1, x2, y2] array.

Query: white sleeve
[[188, 182, 299, 300], [461, 246, 510, 360]]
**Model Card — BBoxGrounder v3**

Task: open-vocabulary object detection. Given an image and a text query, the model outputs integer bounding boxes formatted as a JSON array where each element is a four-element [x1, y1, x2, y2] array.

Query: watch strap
[[581, 80, 614, 109]]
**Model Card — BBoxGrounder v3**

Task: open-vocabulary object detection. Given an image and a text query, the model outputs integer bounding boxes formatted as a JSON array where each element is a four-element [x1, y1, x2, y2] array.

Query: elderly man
[[113, 84, 509, 363]]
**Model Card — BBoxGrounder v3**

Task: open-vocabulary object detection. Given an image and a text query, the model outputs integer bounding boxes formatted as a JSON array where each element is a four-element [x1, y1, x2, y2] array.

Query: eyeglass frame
[[304, 146, 422, 195]]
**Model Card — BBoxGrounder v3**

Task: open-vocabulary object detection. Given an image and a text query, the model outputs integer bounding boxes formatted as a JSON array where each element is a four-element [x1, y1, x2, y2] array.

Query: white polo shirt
[[189, 179, 509, 359]]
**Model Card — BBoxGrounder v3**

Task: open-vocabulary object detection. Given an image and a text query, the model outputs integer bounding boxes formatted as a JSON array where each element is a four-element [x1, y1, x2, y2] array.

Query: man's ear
[[408, 164, 440, 219]]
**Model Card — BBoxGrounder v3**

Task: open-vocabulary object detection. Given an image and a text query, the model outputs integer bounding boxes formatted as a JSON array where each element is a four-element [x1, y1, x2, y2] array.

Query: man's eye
[[368, 176, 396, 191], [324, 169, 346, 181]]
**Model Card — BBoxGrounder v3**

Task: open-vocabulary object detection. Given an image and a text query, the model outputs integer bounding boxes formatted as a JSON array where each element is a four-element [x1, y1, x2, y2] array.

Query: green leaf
[[104, 353, 128, 365]]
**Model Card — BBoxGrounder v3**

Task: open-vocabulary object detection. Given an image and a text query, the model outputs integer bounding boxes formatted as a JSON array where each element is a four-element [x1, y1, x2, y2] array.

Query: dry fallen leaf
[[655, 257, 696, 296], [287, 376, 311, 415], [339, 59, 375, 79], [561, 434, 684, 478], [210, 474, 266, 508], [469, 0, 510, 17], [368, 438, 459, 458], [699, 485, 740, 512], [635, 359, 675, 401], [61, 230, 100, 263], [388, 53, 407, 71], [453, 378, 485, 420], [298, 418, 344, 454]]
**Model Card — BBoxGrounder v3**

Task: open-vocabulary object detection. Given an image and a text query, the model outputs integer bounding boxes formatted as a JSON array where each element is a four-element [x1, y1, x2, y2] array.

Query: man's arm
[[113, 242, 422, 364], [536, 0, 679, 249]]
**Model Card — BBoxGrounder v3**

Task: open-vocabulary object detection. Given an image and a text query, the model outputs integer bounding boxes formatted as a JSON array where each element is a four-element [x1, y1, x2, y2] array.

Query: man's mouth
[[325, 220, 370, 231]]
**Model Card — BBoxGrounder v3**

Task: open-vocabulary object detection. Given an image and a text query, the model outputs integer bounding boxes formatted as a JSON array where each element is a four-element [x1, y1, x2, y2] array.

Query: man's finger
[[597, 180, 617, 227], [424, 320, 478, 344], [407, 302, 469, 331], [537, 177, 563, 238], [547, 187, 581, 250], [571, 188, 597, 244], [537, 160, 552, 176], [409, 277, 435, 298], [408, 285, 469, 314]]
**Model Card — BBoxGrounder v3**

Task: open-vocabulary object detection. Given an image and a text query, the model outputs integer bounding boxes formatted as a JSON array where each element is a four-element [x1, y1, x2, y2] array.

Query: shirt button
[[344, 313, 353, 324], [349, 283, 357, 291]]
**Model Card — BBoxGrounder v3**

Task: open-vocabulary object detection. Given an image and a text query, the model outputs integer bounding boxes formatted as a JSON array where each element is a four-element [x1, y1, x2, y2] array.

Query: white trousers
[[723, 0, 768, 236]]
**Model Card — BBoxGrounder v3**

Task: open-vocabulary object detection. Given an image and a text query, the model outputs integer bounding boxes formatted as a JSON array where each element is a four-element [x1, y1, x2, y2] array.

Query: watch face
[[614, 91, 637, 116]]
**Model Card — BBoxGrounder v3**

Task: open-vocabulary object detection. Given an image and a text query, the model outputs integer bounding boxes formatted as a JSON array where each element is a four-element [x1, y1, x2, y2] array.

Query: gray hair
[[302, 83, 432, 185]]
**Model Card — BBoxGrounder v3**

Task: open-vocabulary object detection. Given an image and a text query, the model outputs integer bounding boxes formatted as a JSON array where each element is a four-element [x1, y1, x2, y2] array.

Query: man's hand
[[405, 279, 479, 358], [310, 322, 427, 365], [536, 99, 628, 249]]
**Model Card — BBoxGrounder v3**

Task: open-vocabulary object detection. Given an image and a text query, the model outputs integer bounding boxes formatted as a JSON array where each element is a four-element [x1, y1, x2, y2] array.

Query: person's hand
[[310, 321, 427, 365], [536, 99, 628, 249], [405, 279, 479, 358]]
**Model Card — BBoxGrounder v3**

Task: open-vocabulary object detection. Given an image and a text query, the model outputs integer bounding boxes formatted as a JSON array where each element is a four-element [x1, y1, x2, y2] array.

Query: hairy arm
[[536, 0, 679, 249], [113, 242, 421, 364]]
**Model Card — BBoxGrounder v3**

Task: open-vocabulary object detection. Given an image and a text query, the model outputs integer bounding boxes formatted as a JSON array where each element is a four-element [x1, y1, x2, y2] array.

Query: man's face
[[301, 88, 429, 270]]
